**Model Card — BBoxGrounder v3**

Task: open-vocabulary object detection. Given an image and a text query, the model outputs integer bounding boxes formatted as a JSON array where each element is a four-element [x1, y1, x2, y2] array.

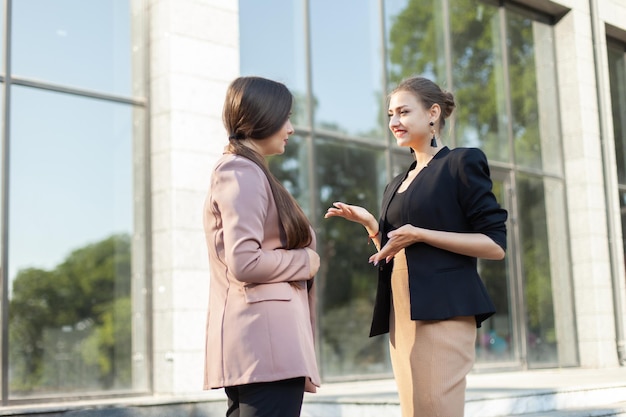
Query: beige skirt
[[389, 249, 477, 417]]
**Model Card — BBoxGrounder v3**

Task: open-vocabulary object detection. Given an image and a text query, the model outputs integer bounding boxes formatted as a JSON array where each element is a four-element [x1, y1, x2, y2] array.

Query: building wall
[[596, 0, 626, 367], [555, 0, 614, 368], [552, 0, 626, 367]]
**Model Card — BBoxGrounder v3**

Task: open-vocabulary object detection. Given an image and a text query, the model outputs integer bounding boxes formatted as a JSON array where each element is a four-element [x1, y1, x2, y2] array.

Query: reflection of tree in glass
[[290, 91, 309, 129], [387, 1, 503, 154], [388, 1, 542, 168], [315, 141, 388, 375], [268, 137, 305, 202], [9, 234, 131, 393], [479, 181, 509, 311], [506, 13, 542, 169], [270, 136, 390, 375], [449, 2, 502, 156], [517, 175, 556, 357], [387, 0, 439, 87]]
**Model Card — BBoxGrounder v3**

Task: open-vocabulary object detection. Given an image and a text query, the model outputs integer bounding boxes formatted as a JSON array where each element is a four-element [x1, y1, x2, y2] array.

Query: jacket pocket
[[243, 282, 293, 304]]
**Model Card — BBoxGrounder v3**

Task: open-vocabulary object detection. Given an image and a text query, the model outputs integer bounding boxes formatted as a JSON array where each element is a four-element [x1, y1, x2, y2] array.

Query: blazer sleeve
[[212, 157, 312, 284], [456, 148, 508, 250]]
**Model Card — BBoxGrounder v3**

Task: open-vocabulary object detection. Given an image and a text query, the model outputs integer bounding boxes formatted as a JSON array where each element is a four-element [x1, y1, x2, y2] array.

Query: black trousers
[[224, 377, 306, 417]]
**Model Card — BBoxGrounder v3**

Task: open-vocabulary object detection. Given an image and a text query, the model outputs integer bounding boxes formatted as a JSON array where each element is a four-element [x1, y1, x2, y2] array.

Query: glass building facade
[[1, 0, 149, 402], [0, 0, 624, 409], [240, 0, 577, 376]]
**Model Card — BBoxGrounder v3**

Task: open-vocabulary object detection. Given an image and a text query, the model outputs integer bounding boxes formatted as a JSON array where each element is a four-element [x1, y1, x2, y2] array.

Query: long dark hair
[[222, 76, 312, 249]]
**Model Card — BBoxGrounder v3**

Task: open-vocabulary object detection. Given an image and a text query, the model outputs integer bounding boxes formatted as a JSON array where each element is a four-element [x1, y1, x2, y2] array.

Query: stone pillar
[[148, 0, 239, 393]]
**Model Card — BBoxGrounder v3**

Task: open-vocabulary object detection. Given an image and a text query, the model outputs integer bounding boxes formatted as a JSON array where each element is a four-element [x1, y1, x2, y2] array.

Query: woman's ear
[[429, 103, 442, 122]]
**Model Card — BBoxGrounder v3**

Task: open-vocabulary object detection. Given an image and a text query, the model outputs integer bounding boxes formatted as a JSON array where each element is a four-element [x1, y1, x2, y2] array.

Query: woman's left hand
[[304, 377, 318, 393], [369, 224, 419, 265]]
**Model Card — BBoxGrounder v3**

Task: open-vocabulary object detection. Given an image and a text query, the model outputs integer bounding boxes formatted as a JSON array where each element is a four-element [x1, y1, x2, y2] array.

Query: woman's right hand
[[324, 202, 375, 227]]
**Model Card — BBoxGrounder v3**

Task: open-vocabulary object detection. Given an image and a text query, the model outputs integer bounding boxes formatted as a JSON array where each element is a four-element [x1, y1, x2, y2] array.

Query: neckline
[[396, 146, 448, 194], [413, 145, 447, 167]]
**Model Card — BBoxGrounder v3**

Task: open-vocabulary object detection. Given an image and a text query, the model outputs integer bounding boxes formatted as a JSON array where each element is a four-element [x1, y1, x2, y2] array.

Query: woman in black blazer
[[325, 76, 507, 417]]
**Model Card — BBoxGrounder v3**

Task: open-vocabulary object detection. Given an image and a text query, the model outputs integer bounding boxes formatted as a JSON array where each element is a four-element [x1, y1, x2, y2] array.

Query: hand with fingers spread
[[324, 202, 380, 248], [324, 202, 375, 226]]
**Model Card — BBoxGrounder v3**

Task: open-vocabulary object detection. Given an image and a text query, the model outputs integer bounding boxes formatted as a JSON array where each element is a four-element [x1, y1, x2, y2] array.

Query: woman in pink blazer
[[203, 76, 321, 417]]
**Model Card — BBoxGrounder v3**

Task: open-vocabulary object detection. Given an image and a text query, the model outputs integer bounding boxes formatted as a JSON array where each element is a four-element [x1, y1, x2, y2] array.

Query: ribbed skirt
[[389, 249, 477, 417]]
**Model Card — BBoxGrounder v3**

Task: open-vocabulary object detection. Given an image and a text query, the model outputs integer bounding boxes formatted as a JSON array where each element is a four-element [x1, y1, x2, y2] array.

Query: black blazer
[[369, 147, 508, 337]]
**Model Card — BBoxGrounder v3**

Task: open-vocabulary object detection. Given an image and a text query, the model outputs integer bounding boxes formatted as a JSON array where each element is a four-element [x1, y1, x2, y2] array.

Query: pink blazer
[[203, 154, 321, 391]]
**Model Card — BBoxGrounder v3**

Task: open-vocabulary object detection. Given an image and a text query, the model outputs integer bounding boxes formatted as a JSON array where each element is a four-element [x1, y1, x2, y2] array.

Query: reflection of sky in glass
[[8, 87, 133, 287], [7, 2, 138, 288], [12, 0, 132, 95], [310, 0, 383, 136], [384, 0, 406, 74], [240, 0, 385, 136], [239, 0, 307, 125]]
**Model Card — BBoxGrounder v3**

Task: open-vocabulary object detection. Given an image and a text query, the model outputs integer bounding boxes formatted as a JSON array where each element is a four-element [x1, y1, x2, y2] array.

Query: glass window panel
[[507, 11, 554, 172], [517, 173, 555, 367], [311, 0, 385, 139], [12, 0, 145, 97], [239, 0, 308, 128], [476, 177, 515, 364], [609, 43, 626, 325], [543, 176, 577, 367], [316, 139, 391, 378], [8, 86, 148, 398], [449, 1, 509, 162], [385, 0, 445, 88], [527, 20, 562, 176], [608, 43, 626, 184], [267, 135, 310, 216]]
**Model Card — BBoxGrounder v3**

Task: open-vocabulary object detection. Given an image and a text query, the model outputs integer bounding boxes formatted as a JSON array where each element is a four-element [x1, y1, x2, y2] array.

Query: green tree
[[9, 233, 132, 393]]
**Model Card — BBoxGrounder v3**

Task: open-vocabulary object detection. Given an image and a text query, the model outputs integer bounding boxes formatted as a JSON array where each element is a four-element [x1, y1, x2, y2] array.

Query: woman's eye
[[388, 110, 408, 118]]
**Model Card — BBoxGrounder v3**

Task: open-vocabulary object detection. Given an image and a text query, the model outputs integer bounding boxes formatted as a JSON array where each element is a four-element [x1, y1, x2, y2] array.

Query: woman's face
[[388, 90, 431, 148], [250, 118, 295, 157]]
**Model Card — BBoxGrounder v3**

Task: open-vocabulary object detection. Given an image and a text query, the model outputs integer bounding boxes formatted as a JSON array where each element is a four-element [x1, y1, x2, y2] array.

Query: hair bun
[[442, 91, 456, 119]]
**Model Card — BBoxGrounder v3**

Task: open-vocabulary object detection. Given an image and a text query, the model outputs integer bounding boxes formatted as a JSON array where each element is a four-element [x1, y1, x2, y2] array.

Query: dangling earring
[[429, 122, 437, 147]]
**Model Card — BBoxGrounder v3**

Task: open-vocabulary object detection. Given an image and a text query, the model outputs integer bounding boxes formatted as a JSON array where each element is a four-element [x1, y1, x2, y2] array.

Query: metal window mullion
[[498, 5, 528, 368], [142, 0, 154, 393], [379, 0, 393, 184], [10, 76, 145, 106], [441, 0, 455, 146], [1, 0, 11, 405]]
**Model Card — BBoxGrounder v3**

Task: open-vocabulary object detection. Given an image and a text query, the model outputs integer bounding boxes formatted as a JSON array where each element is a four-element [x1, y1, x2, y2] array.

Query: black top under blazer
[[369, 146, 508, 337]]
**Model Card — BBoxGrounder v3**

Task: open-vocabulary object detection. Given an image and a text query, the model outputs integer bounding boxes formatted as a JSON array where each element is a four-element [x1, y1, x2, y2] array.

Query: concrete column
[[148, 0, 239, 394]]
